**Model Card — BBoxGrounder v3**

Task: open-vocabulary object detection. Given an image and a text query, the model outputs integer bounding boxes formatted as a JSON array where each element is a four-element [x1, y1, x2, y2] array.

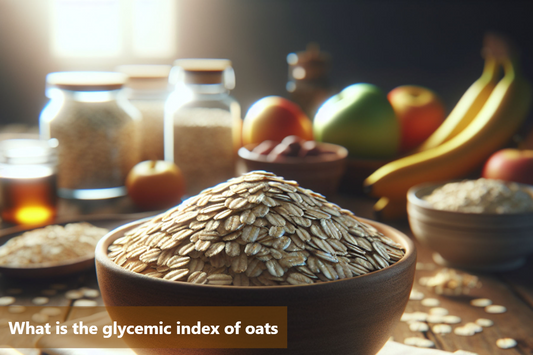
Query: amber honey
[[0, 139, 59, 226], [0, 173, 57, 225]]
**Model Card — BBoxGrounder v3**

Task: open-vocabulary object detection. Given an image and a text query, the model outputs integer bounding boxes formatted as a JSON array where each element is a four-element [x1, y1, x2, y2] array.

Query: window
[[50, 0, 177, 58]]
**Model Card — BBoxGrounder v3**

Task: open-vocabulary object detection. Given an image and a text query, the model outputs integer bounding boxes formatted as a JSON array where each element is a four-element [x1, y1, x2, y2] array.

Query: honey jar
[[0, 139, 58, 225]]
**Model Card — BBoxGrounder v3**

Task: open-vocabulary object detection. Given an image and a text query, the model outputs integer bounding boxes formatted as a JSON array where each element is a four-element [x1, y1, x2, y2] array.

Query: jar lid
[[46, 71, 127, 91], [116, 65, 171, 91], [0, 139, 58, 165], [172, 59, 232, 85]]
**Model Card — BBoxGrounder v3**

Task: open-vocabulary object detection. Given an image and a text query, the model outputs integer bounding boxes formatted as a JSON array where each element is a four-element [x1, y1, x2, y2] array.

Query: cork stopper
[[46, 72, 127, 91], [116, 65, 171, 91], [173, 59, 232, 85]]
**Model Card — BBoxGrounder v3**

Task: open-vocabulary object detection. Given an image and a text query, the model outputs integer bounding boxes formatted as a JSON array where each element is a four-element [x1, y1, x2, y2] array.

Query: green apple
[[313, 83, 400, 159]]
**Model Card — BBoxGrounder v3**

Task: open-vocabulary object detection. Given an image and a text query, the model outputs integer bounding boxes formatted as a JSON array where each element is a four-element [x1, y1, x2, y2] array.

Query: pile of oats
[[108, 171, 405, 286], [423, 178, 533, 214], [0, 223, 109, 267]]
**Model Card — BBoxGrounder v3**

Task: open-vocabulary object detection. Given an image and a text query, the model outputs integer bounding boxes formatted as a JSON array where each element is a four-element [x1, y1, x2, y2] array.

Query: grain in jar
[[118, 65, 171, 161], [165, 59, 241, 196], [40, 72, 141, 199]]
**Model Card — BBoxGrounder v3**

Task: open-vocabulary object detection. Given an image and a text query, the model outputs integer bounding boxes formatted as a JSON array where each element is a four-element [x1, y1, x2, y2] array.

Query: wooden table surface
[[0, 194, 532, 355]]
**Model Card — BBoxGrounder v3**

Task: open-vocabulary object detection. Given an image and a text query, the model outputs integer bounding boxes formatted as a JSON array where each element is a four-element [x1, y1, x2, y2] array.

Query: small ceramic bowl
[[237, 143, 347, 197], [408, 182, 533, 271], [95, 218, 416, 355]]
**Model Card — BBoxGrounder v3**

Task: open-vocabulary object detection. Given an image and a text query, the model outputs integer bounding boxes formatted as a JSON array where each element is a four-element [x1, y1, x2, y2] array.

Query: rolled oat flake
[[475, 318, 493, 327], [496, 338, 517, 349], [443, 315, 462, 324], [409, 322, 429, 332], [0, 297, 16, 306], [432, 324, 452, 334], [421, 298, 440, 307], [485, 305, 506, 314], [470, 298, 492, 307]]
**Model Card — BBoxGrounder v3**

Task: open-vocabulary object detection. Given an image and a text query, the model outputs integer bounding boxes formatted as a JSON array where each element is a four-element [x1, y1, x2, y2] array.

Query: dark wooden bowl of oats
[[96, 172, 416, 355], [408, 179, 533, 271]]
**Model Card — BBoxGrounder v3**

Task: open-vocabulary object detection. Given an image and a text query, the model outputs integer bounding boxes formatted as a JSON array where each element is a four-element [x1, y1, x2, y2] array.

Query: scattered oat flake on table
[[404, 337, 435, 348], [31, 313, 49, 323], [432, 324, 452, 334], [427, 315, 444, 323], [475, 318, 494, 327], [73, 299, 98, 307], [409, 321, 429, 332], [40, 307, 62, 316], [32, 297, 49, 305], [8, 305, 26, 313], [496, 338, 517, 349], [409, 289, 425, 300], [470, 298, 492, 307], [429, 307, 449, 316], [421, 298, 440, 307], [454, 326, 476, 336], [65, 290, 84, 299], [443, 315, 462, 324], [0, 296, 16, 306], [411, 312, 429, 322], [423, 268, 481, 296], [464, 322, 483, 333], [82, 289, 100, 298], [485, 305, 506, 314], [453, 351, 479, 355], [401, 313, 413, 322]]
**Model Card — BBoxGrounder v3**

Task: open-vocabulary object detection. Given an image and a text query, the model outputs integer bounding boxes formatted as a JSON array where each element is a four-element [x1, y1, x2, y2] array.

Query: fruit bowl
[[237, 143, 347, 197], [95, 218, 416, 355], [408, 182, 533, 271]]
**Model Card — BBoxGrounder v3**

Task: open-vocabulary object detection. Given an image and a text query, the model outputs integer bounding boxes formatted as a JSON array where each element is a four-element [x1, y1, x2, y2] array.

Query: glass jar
[[286, 43, 333, 119], [40, 71, 141, 199], [165, 59, 241, 195], [0, 139, 58, 225], [117, 65, 171, 161]]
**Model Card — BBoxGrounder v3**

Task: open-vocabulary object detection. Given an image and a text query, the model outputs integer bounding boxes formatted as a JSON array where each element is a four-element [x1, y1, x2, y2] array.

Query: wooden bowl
[[408, 182, 533, 271], [237, 143, 347, 197], [95, 218, 416, 355]]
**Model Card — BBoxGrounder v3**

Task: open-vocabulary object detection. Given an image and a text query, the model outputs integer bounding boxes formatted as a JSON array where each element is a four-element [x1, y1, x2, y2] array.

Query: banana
[[364, 51, 532, 202], [417, 56, 500, 151]]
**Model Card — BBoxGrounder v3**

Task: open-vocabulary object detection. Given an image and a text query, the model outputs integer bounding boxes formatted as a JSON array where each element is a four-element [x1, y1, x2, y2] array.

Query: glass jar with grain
[[40, 71, 141, 199], [117, 65, 171, 161], [165, 59, 242, 195]]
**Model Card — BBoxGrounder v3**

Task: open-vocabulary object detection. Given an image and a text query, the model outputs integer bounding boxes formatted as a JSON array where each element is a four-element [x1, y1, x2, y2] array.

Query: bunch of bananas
[[364, 34, 532, 220]]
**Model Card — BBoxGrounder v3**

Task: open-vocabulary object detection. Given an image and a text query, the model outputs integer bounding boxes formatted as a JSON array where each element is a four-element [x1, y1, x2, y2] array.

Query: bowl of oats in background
[[95, 171, 416, 355], [408, 178, 533, 271]]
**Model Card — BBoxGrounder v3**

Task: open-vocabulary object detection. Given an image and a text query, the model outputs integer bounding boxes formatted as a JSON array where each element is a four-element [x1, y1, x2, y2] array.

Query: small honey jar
[[0, 139, 58, 225]]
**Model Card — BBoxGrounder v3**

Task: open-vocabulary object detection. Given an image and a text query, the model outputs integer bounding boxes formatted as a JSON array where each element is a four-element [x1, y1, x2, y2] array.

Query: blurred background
[[0, 0, 532, 126]]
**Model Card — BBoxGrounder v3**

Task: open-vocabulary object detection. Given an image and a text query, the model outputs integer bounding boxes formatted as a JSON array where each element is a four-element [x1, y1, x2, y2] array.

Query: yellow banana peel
[[418, 57, 500, 151]]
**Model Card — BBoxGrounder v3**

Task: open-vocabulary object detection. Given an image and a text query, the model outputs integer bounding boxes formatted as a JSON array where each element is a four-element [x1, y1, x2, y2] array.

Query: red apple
[[482, 149, 533, 185], [388, 85, 446, 153]]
